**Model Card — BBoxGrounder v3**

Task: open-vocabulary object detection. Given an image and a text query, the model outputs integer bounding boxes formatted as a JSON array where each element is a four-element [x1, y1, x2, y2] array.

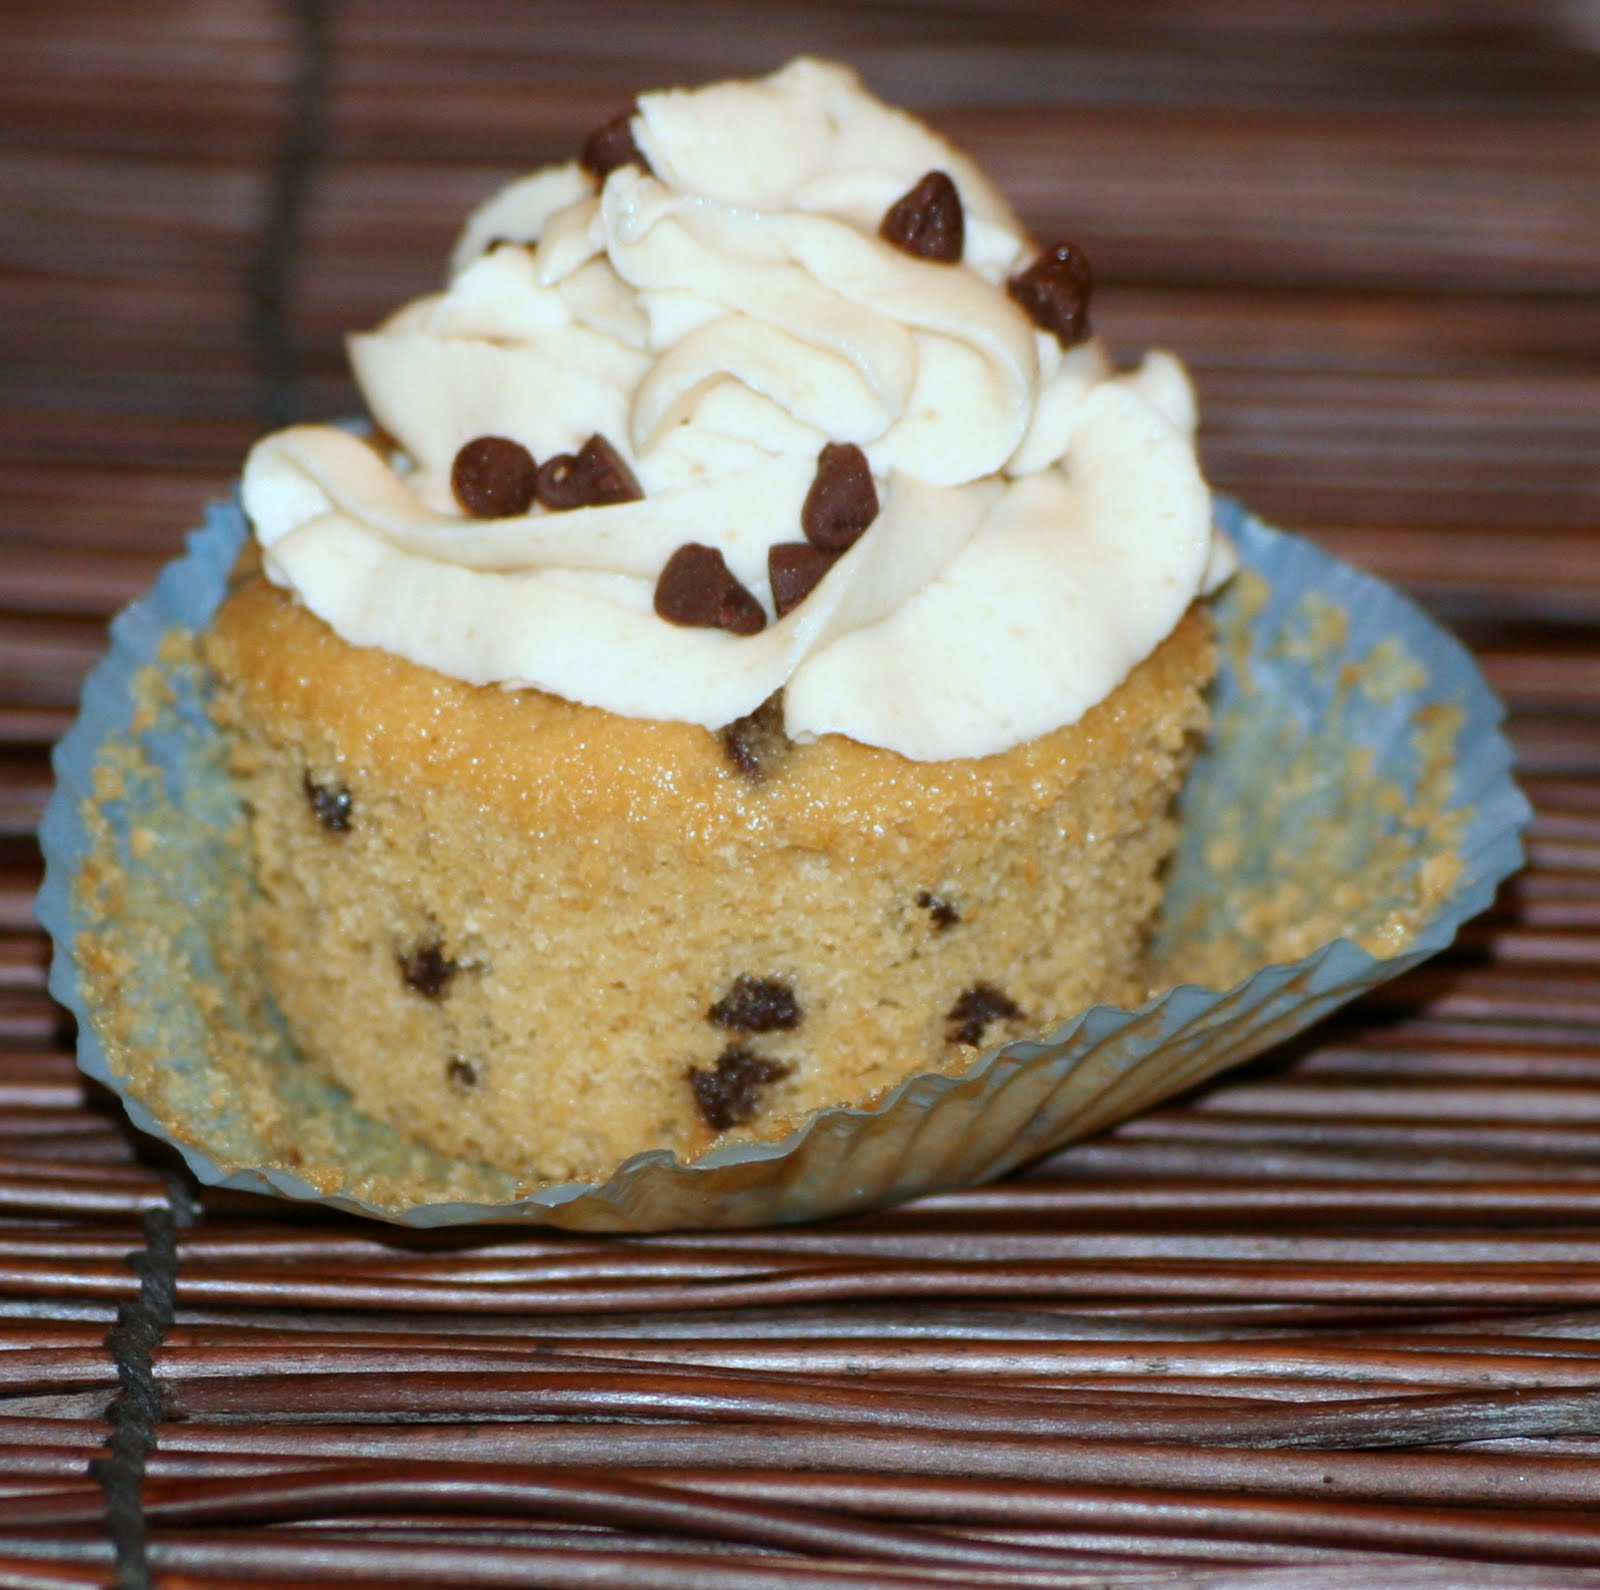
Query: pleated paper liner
[[37, 496, 1529, 1230]]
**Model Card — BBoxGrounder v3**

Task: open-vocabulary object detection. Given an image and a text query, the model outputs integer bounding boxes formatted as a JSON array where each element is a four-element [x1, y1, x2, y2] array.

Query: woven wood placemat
[[3, 2, 1599, 1584]]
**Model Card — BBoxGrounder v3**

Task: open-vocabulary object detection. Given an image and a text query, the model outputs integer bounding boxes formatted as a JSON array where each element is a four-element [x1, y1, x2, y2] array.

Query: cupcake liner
[[37, 495, 1529, 1231]]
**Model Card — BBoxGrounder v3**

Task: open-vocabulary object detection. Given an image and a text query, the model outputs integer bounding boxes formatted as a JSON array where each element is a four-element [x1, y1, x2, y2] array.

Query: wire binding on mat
[[91, 1177, 199, 1590], [250, 0, 333, 430]]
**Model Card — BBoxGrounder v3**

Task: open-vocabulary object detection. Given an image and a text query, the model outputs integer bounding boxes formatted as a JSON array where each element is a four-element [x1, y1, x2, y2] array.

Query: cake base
[[205, 569, 1214, 1183]]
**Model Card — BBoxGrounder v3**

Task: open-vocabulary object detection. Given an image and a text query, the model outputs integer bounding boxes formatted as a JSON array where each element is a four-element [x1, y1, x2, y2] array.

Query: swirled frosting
[[242, 57, 1229, 761]]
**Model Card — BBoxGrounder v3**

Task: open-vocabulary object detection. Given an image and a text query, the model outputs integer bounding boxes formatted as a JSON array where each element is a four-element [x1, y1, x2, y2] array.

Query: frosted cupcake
[[204, 58, 1233, 1184]]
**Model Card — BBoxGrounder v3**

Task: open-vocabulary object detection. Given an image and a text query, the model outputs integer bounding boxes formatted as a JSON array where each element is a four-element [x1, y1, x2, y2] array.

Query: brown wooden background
[[4, 2, 1600, 1584]]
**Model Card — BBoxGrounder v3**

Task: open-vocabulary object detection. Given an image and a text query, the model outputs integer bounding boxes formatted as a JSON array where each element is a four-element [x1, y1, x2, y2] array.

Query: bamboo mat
[[4, 1, 1600, 1584]]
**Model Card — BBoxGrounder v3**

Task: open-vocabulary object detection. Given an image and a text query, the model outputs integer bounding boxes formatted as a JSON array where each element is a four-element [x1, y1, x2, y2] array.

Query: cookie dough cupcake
[[206, 58, 1232, 1184]]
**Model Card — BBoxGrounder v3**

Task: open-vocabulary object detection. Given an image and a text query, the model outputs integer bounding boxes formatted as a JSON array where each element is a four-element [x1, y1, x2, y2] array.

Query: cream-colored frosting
[[243, 57, 1228, 761]]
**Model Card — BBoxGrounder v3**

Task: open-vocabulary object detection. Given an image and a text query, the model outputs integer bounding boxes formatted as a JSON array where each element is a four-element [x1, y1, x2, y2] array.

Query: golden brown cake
[[207, 58, 1231, 1182], [207, 574, 1213, 1182]]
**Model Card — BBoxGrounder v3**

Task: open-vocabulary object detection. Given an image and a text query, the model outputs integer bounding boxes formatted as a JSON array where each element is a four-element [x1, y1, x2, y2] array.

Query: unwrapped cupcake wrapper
[[38, 495, 1529, 1230]]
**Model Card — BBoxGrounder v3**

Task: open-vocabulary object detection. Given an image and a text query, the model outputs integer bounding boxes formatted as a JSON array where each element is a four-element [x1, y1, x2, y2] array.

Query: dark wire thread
[[91, 1178, 200, 1590], [251, 0, 334, 430]]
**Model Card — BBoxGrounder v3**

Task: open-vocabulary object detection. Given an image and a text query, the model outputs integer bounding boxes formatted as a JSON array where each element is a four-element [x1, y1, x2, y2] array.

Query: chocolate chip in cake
[[451, 435, 540, 519], [536, 434, 643, 512], [446, 1055, 482, 1089], [302, 773, 353, 834], [946, 982, 1023, 1046], [400, 942, 458, 999], [879, 170, 964, 263], [687, 1045, 792, 1131], [655, 543, 767, 635], [1007, 242, 1094, 348], [709, 974, 802, 1033], [769, 541, 838, 618], [720, 691, 789, 782], [580, 109, 651, 180], [802, 442, 879, 552], [916, 890, 960, 932]]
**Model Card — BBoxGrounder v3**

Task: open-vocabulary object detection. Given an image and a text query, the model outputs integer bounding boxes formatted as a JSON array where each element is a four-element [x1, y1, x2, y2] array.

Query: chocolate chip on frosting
[[720, 692, 789, 782], [451, 436, 539, 519], [303, 773, 352, 834], [1007, 242, 1094, 348], [655, 543, 767, 635], [946, 982, 1023, 1046], [399, 942, 458, 1000], [536, 434, 643, 512], [688, 1045, 792, 1131], [769, 541, 837, 618], [802, 442, 879, 552], [580, 109, 651, 179], [710, 974, 802, 1033], [879, 170, 964, 263]]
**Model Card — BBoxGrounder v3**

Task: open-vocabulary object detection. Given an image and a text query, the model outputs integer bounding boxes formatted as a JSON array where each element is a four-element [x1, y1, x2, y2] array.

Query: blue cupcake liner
[[37, 496, 1529, 1230]]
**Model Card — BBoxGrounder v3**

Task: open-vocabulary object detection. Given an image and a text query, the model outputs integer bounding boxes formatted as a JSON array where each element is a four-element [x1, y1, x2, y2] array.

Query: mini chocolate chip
[[451, 435, 539, 518], [769, 541, 838, 618], [1007, 242, 1094, 348], [946, 982, 1023, 1046], [720, 692, 789, 783], [302, 773, 352, 834], [802, 442, 879, 552], [916, 890, 960, 931], [446, 1055, 481, 1089], [581, 109, 651, 180], [688, 1045, 792, 1132], [709, 974, 802, 1034], [536, 434, 643, 512], [879, 170, 965, 263], [399, 942, 458, 999], [655, 543, 767, 635]]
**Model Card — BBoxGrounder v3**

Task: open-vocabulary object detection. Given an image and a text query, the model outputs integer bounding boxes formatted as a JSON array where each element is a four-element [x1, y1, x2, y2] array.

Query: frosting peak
[[243, 57, 1226, 761]]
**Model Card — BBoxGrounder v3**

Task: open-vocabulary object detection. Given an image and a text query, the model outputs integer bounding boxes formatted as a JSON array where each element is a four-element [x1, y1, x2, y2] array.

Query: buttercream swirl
[[242, 57, 1228, 760]]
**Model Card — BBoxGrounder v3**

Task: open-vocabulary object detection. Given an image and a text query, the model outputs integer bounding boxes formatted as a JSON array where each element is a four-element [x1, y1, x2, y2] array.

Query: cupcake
[[203, 58, 1236, 1185]]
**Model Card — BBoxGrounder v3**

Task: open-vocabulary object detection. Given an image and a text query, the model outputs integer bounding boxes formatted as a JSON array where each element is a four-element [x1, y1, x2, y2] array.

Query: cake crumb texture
[[204, 570, 1216, 1182]]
